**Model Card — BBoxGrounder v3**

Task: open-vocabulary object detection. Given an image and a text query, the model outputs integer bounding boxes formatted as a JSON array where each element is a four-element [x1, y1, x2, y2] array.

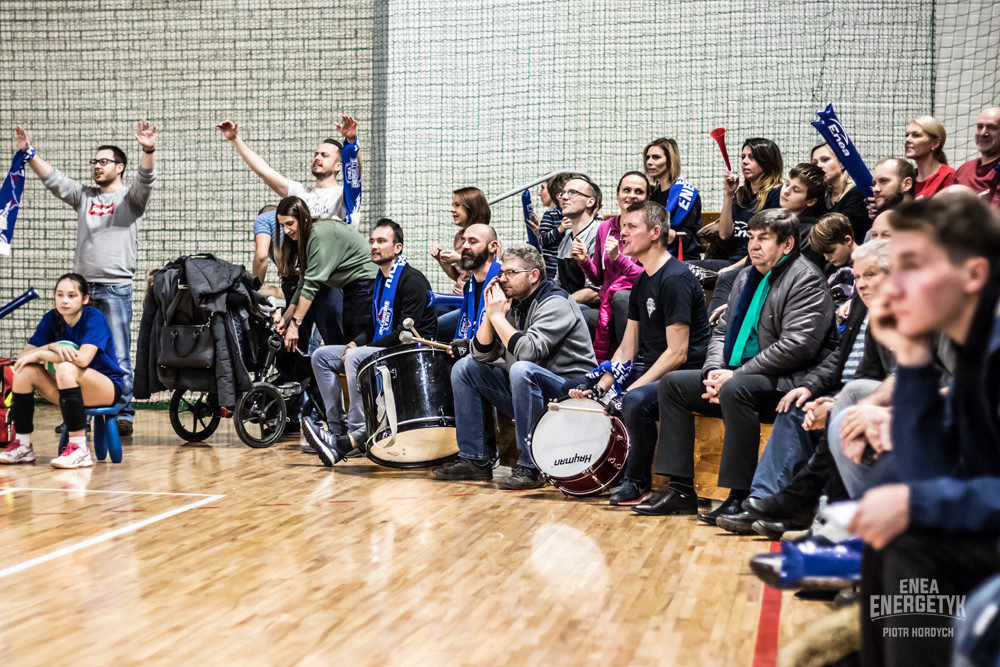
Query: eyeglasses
[[90, 159, 122, 166], [558, 188, 593, 200], [498, 269, 533, 279]]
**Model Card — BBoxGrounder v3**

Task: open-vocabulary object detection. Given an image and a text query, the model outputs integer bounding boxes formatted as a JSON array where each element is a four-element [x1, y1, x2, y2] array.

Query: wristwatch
[[293, 317, 303, 326]]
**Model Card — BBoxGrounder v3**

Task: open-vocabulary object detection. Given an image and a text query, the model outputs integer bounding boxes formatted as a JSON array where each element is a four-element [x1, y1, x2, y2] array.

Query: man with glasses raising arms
[[14, 122, 157, 437], [434, 243, 596, 490]]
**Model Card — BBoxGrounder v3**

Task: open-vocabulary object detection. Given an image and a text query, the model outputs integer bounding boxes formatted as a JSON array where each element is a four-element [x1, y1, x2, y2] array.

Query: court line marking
[[0, 488, 225, 581], [751, 541, 783, 667], [0, 486, 220, 497]]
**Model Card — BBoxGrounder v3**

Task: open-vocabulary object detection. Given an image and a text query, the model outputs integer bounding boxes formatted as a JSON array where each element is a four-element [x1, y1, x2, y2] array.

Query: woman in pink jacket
[[572, 171, 649, 361]]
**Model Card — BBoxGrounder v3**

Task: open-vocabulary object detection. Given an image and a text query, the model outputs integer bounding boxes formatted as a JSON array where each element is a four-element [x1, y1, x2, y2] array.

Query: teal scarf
[[728, 256, 787, 367]]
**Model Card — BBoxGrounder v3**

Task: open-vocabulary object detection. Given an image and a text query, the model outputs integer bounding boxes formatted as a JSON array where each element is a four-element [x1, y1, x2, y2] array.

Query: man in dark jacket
[[434, 243, 596, 489], [718, 239, 894, 534], [305, 219, 436, 466], [634, 209, 835, 519], [847, 191, 1000, 665]]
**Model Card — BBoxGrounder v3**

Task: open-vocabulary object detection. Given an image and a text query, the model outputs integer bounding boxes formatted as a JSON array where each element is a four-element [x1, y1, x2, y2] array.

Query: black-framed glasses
[[89, 158, 122, 166], [558, 188, 593, 200], [498, 268, 533, 279]]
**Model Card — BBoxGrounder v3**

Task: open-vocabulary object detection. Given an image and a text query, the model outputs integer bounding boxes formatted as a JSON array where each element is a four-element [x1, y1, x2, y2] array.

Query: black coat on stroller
[[135, 254, 268, 408]]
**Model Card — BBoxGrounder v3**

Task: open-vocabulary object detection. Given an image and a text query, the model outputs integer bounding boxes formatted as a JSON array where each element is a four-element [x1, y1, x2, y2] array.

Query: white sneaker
[[51, 442, 94, 469], [0, 439, 36, 464]]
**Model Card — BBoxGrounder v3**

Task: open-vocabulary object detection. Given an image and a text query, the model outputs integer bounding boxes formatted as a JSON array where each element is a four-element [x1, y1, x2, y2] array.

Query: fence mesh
[[1, 0, 997, 399]]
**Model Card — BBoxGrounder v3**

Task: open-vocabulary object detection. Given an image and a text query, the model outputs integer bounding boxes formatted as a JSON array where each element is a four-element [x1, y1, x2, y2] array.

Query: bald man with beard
[[451, 223, 503, 341]]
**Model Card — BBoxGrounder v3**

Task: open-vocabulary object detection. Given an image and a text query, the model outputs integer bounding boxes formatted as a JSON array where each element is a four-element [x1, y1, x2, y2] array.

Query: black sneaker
[[55, 422, 65, 434], [116, 419, 133, 437], [303, 416, 350, 467], [433, 458, 493, 481], [609, 479, 651, 506], [497, 465, 545, 490]]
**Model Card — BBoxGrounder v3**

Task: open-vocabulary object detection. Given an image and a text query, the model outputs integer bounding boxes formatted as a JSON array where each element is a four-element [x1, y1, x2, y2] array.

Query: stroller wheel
[[169, 390, 222, 442], [234, 382, 287, 448]]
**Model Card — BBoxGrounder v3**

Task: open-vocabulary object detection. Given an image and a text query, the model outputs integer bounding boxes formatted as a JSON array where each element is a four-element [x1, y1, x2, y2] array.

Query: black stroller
[[136, 254, 325, 448]]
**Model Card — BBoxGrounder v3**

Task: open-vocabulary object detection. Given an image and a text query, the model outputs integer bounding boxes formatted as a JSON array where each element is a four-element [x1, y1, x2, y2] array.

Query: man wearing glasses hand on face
[[434, 243, 596, 490], [14, 121, 158, 437]]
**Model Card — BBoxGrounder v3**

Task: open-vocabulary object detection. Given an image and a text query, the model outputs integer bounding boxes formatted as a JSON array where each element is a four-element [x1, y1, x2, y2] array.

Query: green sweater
[[292, 219, 377, 304]]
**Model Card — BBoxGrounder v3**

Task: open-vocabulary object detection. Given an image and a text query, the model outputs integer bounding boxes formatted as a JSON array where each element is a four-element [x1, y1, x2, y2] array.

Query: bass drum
[[357, 343, 459, 468], [528, 397, 630, 496]]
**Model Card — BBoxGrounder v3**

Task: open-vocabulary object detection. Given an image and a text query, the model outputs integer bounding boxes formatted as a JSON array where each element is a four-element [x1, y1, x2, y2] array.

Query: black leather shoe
[[608, 479, 651, 506], [632, 489, 699, 516], [303, 416, 350, 467], [716, 511, 756, 535], [743, 494, 816, 525], [697, 495, 743, 526], [752, 519, 802, 541]]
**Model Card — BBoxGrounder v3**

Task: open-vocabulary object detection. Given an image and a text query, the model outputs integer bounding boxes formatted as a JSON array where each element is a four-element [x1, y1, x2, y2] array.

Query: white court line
[[0, 486, 219, 497], [0, 488, 226, 581]]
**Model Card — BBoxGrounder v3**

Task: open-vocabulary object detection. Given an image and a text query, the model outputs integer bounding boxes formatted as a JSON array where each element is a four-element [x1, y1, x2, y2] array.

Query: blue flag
[[811, 105, 874, 200], [0, 148, 35, 256]]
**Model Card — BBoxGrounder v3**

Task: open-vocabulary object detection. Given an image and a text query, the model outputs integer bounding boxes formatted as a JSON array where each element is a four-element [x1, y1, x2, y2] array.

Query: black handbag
[[158, 319, 214, 369]]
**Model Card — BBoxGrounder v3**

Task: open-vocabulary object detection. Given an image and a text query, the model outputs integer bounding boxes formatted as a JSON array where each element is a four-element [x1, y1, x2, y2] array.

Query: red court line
[[329, 500, 358, 503], [111, 510, 147, 513], [33, 512, 67, 515], [752, 541, 783, 667], [194, 506, 221, 509], [449, 493, 475, 496]]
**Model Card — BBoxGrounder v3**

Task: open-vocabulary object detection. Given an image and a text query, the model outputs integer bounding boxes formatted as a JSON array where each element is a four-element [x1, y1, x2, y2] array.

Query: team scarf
[[455, 258, 502, 339], [0, 148, 35, 256], [372, 256, 407, 341], [663, 177, 698, 229], [585, 360, 634, 393], [341, 139, 362, 227], [724, 256, 789, 367]]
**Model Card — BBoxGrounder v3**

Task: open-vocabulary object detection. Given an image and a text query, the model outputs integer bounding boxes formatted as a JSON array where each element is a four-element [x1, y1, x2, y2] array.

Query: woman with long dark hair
[[2, 274, 124, 469], [811, 142, 870, 241], [275, 196, 376, 351]]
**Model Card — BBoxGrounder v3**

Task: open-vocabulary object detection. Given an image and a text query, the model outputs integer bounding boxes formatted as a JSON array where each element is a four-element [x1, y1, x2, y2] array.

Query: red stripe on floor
[[33, 512, 67, 515], [449, 493, 475, 496], [752, 541, 783, 667], [194, 506, 221, 509], [330, 500, 357, 503], [111, 510, 147, 513]]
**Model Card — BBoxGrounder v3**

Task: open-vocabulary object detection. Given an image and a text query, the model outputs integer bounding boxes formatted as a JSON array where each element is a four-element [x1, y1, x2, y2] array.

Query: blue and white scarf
[[664, 177, 698, 229], [341, 140, 362, 227], [0, 148, 34, 256], [372, 256, 407, 341], [585, 360, 634, 393], [455, 259, 502, 339]]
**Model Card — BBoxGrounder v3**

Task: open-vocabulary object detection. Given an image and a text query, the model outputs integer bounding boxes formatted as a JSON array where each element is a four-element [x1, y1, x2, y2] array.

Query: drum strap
[[367, 364, 399, 449]]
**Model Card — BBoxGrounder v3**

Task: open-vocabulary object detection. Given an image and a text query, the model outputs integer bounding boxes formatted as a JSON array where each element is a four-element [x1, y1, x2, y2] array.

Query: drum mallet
[[547, 402, 607, 414], [402, 317, 421, 339], [399, 330, 451, 351]]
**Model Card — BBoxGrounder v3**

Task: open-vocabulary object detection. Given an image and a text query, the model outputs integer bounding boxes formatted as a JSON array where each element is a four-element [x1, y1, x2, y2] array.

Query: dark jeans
[[280, 277, 345, 348], [861, 531, 1000, 666], [656, 369, 783, 492], [340, 278, 375, 343], [620, 381, 660, 487]]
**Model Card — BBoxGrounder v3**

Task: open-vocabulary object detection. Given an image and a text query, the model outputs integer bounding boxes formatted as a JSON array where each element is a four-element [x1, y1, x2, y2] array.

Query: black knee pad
[[58, 386, 87, 432], [11, 391, 35, 434]]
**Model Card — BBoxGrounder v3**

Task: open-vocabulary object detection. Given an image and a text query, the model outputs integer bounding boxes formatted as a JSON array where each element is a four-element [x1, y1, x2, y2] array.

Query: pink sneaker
[[50, 442, 94, 469], [0, 439, 35, 465]]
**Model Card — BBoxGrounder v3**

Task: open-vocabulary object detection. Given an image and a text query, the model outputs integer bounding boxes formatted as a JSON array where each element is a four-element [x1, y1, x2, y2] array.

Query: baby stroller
[[136, 254, 324, 448], [168, 313, 326, 448]]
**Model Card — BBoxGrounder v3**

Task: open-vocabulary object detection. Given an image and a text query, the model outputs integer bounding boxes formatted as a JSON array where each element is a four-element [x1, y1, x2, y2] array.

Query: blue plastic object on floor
[[779, 536, 864, 587], [57, 406, 123, 463]]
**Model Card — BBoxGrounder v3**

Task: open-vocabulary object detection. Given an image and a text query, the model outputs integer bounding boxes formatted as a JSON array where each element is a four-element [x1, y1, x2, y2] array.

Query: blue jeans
[[749, 407, 819, 498], [451, 357, 580, 468], [435, 308, 461, 341], [90, 283, 133, 421], [311, 344, 377, 438]]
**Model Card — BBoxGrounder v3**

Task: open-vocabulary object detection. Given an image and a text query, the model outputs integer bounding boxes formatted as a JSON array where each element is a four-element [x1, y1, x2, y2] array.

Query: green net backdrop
[[1, 1, 997, 389]]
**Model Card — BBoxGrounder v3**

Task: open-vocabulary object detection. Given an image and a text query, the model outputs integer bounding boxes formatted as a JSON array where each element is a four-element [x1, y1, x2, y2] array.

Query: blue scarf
[[664, 177, 698, 229], [0, 148, 35, 256], [372, 256, 407, 341], [341, 140, 362, 226], [455, 259, 502, 339], [585, 360, 634, 393]]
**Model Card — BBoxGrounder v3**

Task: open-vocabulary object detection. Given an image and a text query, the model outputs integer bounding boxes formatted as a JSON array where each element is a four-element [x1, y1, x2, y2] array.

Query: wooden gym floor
[[0, 406, 832, 666]]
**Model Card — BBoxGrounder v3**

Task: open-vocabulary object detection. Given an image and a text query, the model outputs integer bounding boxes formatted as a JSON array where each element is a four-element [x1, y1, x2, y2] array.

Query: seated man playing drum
[[304, 218, 436, 465], [570, 201, 712, 506], [434, 243, 596, 489]]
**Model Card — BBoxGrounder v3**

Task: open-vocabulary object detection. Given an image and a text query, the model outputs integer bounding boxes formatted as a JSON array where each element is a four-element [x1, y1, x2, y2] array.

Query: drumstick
[[399, 330, 451, 351], [402, 317, 420, 339], [547, 402, 606, 414]]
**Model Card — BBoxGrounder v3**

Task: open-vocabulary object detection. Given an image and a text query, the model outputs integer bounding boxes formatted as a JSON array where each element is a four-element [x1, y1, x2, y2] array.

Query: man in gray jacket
[[634, 209, 835, 521], [16, 122, 157, 435], [434, 243, 596, 489]]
